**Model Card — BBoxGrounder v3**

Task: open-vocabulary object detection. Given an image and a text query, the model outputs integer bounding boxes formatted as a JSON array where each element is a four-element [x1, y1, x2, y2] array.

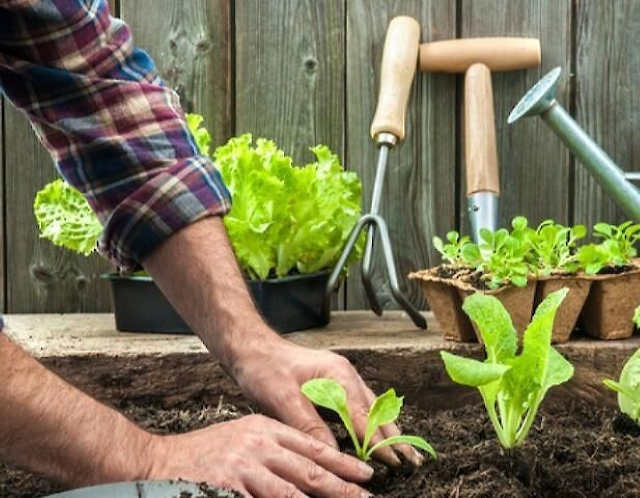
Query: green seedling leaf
[[442, 288, 572, 449], [441, 352, 510, 387], [363, 389, 402, 452], [301, 378, 360, 454], [301, 378, 436, 462], [634, 306, 640, 329], [366, 435, 437, 460], [34, 179, 102, 256], [603, 348, 640, 423]]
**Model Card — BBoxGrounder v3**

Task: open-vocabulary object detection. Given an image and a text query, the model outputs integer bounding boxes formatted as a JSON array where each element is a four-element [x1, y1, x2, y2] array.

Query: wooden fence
[[2, 0, 639, 313]]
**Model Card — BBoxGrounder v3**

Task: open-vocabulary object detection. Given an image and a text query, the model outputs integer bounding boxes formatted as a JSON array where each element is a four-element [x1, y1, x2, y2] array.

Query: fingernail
[[359, 461, 374, 477], [388, 452, 402, 467], [360, 492, 374, 498], [410, 449, 425, 467]]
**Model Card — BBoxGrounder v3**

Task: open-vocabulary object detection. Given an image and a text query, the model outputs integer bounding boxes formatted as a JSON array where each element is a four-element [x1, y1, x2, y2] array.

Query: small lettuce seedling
[[441, 288, 574, 448], [433, 231, 472, 266], [603, 349, 640, 423], [301, 378, 436, 461], [529, 220, 587, 275], [578, 221, 640, 274], [476, 225, 532, 289]]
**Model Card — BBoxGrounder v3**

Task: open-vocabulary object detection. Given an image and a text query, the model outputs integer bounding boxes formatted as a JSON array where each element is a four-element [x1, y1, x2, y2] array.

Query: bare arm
[[0, 333, 152, 487]]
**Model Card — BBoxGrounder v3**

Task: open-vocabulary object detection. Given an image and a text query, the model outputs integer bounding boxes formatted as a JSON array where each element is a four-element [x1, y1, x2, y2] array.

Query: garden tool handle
[[465, 63, 499, 195], [370, 16, 420, 144], [420, 37, 540, 73]]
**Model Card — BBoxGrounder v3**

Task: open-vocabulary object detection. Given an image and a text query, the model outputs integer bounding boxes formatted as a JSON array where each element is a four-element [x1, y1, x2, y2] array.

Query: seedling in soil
[[301, 378, 436, 461], [528, 220, 587, 275], [433, 231, 473, 267], [475, 225, 532, 289], [603, 349, 640, 423], [441, 288, 574, 449], [577, 221, 640, 275]]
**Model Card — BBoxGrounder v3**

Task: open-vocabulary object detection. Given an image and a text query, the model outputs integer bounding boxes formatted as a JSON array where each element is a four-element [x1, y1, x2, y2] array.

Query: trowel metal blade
[[45, 480, 240, 498]]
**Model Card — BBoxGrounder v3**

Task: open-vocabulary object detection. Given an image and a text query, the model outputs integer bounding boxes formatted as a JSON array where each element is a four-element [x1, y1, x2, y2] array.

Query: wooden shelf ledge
[[5, 312, 639, 412]]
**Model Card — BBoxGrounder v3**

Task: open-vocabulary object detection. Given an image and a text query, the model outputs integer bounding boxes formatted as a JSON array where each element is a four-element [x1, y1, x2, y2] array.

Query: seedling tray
[[103, 271, 330, 335]]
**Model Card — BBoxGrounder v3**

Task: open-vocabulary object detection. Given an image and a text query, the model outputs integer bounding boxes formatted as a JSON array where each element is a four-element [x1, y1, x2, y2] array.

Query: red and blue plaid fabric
[[0, 0, 232, 270]]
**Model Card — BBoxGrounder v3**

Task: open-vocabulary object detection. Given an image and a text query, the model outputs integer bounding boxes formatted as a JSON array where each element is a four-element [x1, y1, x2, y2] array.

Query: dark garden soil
[[2, 398, 639, 497]]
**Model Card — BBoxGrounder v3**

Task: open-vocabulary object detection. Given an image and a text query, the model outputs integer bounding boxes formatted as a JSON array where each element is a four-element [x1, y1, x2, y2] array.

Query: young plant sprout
[[634, 305, 640, 329], [528, 220, 587, 275], [603, 349, 640, 423], [577, 221, 640, 274], [475, 225, 532, 289], [433, 231, 473, 266], [441, 288, 574, 449], [301, 378, 436, 461]]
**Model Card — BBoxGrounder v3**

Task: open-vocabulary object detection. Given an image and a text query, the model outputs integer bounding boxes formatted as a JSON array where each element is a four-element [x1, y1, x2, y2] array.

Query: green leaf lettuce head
[[301, 378, 436, 461], [34, 179, 102, 256], [441, 288, 573, 448], [603, 348, 640, 423], [213, 134, 364, 280]]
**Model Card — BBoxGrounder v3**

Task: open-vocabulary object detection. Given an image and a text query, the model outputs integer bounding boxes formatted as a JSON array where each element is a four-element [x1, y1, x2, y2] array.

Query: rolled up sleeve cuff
[[98, 156, 232, 271]]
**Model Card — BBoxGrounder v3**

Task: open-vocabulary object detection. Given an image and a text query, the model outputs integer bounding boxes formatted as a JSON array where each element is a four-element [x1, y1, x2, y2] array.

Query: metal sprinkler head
[[508, 67, 562, 123], [508, 67, 640, 220]]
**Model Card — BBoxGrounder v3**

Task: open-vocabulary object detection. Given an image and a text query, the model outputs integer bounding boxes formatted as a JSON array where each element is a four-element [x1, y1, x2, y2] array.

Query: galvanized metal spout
[[508, 67, 640, 220]]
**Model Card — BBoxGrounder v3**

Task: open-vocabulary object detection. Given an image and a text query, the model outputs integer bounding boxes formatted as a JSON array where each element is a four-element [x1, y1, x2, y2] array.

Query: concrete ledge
[[5, 312, 639, 410]]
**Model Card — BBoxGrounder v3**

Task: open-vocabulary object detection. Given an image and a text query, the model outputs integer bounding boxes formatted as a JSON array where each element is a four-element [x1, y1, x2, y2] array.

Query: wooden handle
[[465, 63, 500, 195], [420, 37, 540, 73], [370, 16, 420, 143]]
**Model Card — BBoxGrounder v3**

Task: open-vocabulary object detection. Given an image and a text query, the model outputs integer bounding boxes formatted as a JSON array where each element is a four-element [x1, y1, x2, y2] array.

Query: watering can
[[508, 67, 640, 220]]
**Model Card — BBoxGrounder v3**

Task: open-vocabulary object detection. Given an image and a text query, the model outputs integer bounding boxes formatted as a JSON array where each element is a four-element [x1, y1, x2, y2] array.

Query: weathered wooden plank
[[573, 1, 640, 228], [120, 0, 232, 149], [235, 0, 346, 309], [4, 104, 112, 312], [345, 1, 457, 311], [459, 0, 572, 232], [235, 0, 345, 165]]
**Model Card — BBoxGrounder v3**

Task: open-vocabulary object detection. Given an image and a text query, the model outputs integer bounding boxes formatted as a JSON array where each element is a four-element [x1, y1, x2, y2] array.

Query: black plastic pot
[[103, 270, 331, 334]]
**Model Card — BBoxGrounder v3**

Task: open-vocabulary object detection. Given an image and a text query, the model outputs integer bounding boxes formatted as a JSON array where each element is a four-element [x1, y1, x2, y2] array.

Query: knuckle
[[282, 482, 300, 498], [339, 481, 364, 498], [308, 437, 329, 458], [304, 460, 325, 487]]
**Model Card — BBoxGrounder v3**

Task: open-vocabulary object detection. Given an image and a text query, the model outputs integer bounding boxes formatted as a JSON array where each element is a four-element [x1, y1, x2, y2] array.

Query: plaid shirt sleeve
[[0, 0, 232, 271]]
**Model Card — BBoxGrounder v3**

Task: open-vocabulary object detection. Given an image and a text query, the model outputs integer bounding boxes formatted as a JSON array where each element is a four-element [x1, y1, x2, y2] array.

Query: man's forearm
[[142, 216, 279, 370], [0, 333, 153, 486]]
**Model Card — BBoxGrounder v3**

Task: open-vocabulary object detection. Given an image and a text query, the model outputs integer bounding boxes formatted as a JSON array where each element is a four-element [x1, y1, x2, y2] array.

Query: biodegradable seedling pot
[[103, 270, 331, 335], [535, 275, 592, 344], [578, 267, 640, 340], [457, 279, 537, 341], [409, 268, 476, 342]]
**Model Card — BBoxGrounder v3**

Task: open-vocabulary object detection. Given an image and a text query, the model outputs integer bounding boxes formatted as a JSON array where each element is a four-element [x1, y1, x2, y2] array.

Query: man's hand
[[148, 414, 373, 498], [230, 336, 424, 468]]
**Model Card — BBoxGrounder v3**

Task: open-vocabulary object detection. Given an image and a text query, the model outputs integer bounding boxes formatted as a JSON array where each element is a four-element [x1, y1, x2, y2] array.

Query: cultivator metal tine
[[326, 213, 427, 330]]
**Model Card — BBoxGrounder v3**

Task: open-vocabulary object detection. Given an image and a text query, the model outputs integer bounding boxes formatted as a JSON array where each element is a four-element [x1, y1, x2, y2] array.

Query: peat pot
[[578, 267, 640, 340], [102, 271, 331, 335], [409, 267, 536, 342], [535, 275, 592, 344]]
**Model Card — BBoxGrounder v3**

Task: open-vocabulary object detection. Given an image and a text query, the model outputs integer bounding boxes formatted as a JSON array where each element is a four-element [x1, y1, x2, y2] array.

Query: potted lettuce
[[33, 115, 363, 333]]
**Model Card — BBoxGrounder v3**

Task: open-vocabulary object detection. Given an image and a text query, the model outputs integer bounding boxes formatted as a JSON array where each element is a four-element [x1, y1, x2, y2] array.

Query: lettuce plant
[[603, 349, 640, 423], [476, 226, 531, 289], [528, 220, 587, 275], [301, 378, 436, 461], [441, 288, 573, 448], [577, 221, 640, 275], [33, 179, 102, 256], [432, 231, 473, 266]]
